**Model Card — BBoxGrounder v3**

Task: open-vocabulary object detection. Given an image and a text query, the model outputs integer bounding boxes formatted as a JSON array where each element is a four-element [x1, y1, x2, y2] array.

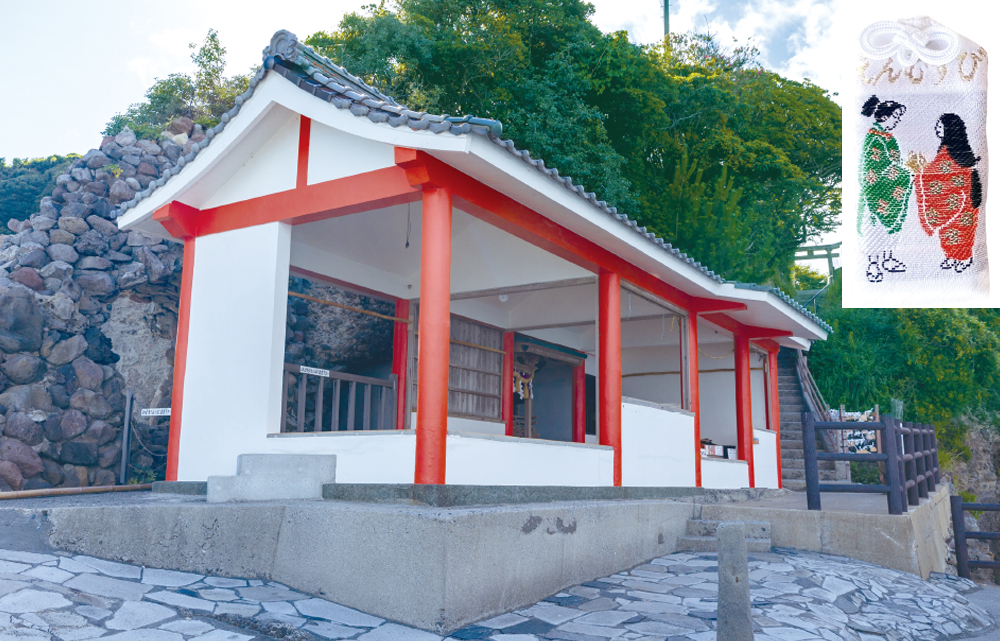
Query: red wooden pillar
[[165, 237, 196, 481], [598, 270, 622, 486], [687, 313, 702, 487], [769, 349, 783, 489], [734, 334, 756, 487], [502, 332, 515, 437], [392, 299, 410, 430], [572, 363, 586, 443], [415, 187, 452, 485]]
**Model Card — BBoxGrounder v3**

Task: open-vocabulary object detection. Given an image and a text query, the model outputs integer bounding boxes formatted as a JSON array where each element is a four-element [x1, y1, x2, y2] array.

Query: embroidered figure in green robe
[[859, 95, 911, 282]]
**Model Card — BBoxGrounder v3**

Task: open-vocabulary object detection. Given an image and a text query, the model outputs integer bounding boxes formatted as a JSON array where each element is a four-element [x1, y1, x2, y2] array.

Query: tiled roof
[[116, 29, 831, 335]]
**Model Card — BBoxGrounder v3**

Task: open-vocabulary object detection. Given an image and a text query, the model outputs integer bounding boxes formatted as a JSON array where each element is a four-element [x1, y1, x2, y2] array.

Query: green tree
[[809, 274, 1000, 434], [104, 30, 250, 138], [792, 265, 828, 291], [0, 155, 79, 232], [304, 1, 841, 286]]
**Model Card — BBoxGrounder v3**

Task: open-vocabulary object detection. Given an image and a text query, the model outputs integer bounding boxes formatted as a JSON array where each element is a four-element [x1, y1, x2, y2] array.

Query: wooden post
[[415, 186, 452, 485], [734, 334, 755, 487], [904, 422, 918, 507], [883, 417, 904, 515], [951, 495, 971, 579], [502, 332, 515, 437], [768, 349, 781, 489], [165, 237, 196, 481], [687, 313, 702, 487], [802, 412, 820, 511], [572, 363, 586, 443], [393, 299, 410, 430], [916, 425, 928, 499], [598, 270, 623, 486]]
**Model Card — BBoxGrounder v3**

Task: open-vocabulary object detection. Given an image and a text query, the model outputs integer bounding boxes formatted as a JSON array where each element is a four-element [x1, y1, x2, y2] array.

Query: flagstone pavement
[[0, 544, 996, 641]]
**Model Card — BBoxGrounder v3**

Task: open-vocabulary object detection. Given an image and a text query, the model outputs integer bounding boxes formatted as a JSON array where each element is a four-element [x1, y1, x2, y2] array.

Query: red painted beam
[[688, 314, 702, 487], [396, 149, 707, 312], [599, 270, 623, 486], [769, 349, 783, 489], [165, 238, 196, 481], [754, 338, 783, 353], [414, 187, 452, 485], [296, 116, 312, 190], [393, 299, 410, 430], [689, 299, 747, 313], [502, 332, 515, 437], [153, 201, 200, 239], [572, 363, 586, 444], [734, 334, 756, 488], [153, 167, 422, 239], [701, 313, 793, 340]]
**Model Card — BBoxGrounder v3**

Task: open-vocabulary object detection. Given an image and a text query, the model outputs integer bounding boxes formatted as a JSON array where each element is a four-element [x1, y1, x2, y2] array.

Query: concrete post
[[717, 522, 754, 641]]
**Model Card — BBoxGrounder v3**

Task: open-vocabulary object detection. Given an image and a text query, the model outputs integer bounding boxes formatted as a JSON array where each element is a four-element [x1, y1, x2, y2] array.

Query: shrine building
[[116, 30, 830, 489]]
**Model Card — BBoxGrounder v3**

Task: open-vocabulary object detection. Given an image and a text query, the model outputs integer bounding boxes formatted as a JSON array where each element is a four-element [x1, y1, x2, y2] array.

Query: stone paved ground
[[0, 545, 994, 641]]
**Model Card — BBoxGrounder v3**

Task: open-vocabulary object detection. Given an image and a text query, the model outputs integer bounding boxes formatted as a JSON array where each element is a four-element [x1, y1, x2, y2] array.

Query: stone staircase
[[676, 517, 771, 553], [777, 348, 848, 491]]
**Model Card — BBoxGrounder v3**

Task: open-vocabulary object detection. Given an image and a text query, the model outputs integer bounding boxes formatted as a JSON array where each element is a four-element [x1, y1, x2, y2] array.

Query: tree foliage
[[103, 30, 251, 139], [0, 155, 78, 232], [305, 1, 841, 285], [809, 273, 1000, 433]]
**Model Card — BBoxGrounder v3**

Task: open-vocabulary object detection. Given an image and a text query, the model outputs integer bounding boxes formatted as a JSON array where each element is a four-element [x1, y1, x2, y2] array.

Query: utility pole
[[663, 0, 670, 37]]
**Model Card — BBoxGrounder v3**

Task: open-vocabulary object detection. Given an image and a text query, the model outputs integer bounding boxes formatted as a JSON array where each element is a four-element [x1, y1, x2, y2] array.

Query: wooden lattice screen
[[411, 311, 504, 421]]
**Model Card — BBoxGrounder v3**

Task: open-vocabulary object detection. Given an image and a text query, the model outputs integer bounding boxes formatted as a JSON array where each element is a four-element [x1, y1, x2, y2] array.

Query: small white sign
[[300, 365, 330, 377], [141, 408, 171, 417]]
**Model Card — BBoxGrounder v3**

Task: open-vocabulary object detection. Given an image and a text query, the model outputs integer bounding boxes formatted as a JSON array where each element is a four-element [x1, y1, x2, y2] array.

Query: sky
[[2, 0, 841, 161]]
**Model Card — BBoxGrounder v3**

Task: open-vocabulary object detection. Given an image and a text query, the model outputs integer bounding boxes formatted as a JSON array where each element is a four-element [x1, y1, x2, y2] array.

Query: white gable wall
[[308, 121, 395, 184], [199, 110, 299, 210], [177, 222, 291, 480]]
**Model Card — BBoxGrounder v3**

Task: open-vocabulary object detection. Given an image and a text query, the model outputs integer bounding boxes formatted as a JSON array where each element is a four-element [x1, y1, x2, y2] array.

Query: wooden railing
[[281, 363, 397, 433], [951, 496, 1000, 578], [802, 413, 940, 515]]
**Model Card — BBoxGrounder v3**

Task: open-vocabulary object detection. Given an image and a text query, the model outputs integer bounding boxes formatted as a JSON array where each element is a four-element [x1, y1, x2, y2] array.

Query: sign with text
[[300, 365, 331, 377], [141, 408, 171, 417]]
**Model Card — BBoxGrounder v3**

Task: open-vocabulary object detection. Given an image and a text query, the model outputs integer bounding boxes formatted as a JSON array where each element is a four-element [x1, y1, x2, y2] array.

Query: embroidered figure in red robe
[[915, 113, 982, 272]]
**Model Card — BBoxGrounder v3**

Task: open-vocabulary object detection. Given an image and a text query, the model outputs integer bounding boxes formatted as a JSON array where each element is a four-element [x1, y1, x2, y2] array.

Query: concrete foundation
[[1, 485, 956, 634], [704, 485, 953, 578]]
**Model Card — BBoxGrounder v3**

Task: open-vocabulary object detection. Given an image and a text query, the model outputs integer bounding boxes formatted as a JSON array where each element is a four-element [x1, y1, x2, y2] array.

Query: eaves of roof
[[115, 29, 832, 336]]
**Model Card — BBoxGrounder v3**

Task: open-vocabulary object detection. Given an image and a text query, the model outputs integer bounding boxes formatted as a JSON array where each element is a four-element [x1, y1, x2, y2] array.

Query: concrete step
[[781, 403, 807, 412], [675, 535, 772, 553], [781, 458, 837, 471], [782, 468, 842, 481], [783, 479, 807, 491], [686, 519, 770, 539]]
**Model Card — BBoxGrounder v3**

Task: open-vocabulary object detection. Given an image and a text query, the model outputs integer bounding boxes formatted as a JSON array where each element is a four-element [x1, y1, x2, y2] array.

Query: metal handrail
[[951, 496, 1000, 578]]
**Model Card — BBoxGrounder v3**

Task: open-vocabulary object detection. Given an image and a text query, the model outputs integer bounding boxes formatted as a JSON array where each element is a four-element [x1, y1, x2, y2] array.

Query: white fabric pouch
[[855, 16, 988, 304]]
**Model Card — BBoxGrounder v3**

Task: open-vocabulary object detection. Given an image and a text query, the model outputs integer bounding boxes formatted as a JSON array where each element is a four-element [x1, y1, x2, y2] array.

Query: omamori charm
[[855, 17, 988, 304]]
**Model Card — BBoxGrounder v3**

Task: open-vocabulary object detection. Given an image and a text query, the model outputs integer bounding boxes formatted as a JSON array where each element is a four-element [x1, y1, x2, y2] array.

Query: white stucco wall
[[753, 428, 779, 489], [307, 121, 395, 185], [621, 401, 696, 487], [445, 433, 613, 486], [410, 412, 506, 436], [701, 457, 750, 489], [266, 432, 416, 483], [177, 222, 291, 480]]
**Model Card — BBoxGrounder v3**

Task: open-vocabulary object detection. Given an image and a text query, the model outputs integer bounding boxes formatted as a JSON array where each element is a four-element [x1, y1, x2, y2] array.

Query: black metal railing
[[281, 363, 397, 433], [951, 496, 1000, 579], [802, 413, 940, 515]]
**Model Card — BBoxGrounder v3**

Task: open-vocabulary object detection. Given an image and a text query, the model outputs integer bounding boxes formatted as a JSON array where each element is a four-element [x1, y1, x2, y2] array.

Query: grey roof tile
[[115, 28, 830, 334]]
